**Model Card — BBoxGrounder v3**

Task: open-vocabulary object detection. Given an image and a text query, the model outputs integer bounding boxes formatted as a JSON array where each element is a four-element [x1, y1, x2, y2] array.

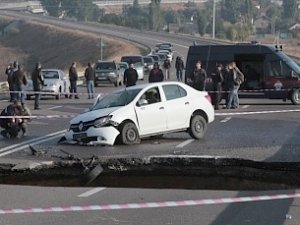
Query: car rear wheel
[[188, 115, 207, 139], [119, 122, 140, 145], [26, 95, 31, 100], [291, 89, 300, 105]]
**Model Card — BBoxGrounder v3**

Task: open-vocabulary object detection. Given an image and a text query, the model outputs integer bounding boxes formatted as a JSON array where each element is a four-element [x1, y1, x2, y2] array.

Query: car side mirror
[[137, 99, 148, 106]]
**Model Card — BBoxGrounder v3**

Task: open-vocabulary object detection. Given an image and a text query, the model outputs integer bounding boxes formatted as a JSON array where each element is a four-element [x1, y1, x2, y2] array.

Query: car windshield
[[96, 62, 116, 70], [91, 88, 141, 110], [42, 71, 59, 79]]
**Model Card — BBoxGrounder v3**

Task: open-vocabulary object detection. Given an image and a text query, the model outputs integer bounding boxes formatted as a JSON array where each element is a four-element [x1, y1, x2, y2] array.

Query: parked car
[[25, 69, 70, 100], [118, 62, 128, 77], [94, 61, 123, 87], [120, 55, 145, 80], [148, 54, 160, 64], [64, 81, 214, 146], [143, 56, 155, 73], [157, 49, 173, 62]]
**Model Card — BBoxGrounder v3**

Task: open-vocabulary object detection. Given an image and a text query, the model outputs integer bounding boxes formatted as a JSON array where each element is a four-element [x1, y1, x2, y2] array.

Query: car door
[[162, 84, 191, 130], [134, 87, 167, 136]]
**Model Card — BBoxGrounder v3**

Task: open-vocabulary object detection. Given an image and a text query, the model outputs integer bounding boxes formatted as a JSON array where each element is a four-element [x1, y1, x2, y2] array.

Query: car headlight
[[94, 116, 112, 128]]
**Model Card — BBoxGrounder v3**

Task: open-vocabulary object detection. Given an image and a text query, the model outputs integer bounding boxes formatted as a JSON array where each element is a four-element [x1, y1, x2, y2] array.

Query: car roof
[[121, 81, 189, 91]]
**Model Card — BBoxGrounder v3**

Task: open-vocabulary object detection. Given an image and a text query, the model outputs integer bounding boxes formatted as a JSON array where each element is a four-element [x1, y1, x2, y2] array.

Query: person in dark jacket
[[123, 62, 138, 87], [175, 56, 184, 81], [12, 65, 27, 104], [69, 62, 79, 99], [211, 63, 224, 110], [5, 63, 14, 102], [149, 62, 164, 83], [190, 61, 207, 91], [31, 62, 44, 110], [0, 100, 22, 138], [84, 62, 95, 99]]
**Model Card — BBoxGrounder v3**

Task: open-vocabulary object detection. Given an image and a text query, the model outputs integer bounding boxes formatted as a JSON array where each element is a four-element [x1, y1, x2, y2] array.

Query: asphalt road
[[0, 11, 300, 225]]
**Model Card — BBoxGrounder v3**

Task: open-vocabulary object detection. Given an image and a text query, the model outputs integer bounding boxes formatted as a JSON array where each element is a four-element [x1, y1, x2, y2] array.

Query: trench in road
[[0, 130, 300, 190]]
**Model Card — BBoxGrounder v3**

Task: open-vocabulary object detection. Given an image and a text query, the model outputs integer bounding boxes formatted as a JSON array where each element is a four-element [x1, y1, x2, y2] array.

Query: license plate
[[97, 77, 107, 80], [73, 133, 87, 140]]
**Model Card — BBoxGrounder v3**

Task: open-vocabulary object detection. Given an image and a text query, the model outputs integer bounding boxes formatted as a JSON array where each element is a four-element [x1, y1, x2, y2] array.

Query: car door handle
[[185, 102, 190, 105], [159, 106, 164, 110]]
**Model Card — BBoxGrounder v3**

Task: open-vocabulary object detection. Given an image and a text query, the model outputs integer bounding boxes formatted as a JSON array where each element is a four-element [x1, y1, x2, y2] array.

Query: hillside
[[0, 16, 141, 82]]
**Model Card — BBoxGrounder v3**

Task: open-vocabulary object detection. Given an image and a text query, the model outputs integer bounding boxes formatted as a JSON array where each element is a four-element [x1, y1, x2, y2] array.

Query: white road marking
[[176, 139, 194, 148], [242, 105, 250, 109], [78, 188, 106, 197], [220, 117, 232, 123], [0, 99, 8, 102], [0, 130, 65, 157], [47, 106, 63, 110]]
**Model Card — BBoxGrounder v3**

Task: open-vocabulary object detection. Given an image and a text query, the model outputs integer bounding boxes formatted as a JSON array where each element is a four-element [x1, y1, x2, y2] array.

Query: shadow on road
[[208, 125, 300, 225]]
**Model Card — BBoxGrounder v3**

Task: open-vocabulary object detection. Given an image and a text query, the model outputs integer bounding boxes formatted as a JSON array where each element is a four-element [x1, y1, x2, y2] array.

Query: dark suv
[[94, 61, 123, 87]]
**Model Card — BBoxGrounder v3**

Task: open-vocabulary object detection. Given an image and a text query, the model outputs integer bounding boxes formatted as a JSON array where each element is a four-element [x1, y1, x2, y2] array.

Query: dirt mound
[[0, 17, 140, 81]]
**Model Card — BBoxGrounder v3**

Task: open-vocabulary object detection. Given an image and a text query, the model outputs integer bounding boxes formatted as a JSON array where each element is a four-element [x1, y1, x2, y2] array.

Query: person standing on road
[[226, 62, 244, 109], [149, 62, 164, 83], [123, 61, 138, 87], [69, 62, 79, 99], [175, 56, 184, 81], [190, 61, 207, 91], [5, 63, 14, 102], [12, 64, 27, 104], [211, 63, 224, 110], [84, 62, 95, 99], [31, 62, 44, 110], [163, 58, 171, 80]]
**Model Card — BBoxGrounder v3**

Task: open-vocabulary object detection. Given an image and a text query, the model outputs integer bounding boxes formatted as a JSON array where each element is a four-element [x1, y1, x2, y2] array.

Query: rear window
[[96, 62, 116, 70], [163, 84, 187, 101]]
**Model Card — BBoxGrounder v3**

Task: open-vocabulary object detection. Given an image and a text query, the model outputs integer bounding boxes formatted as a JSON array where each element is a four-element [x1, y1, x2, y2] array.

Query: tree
[[149, 0, 162, 31], [221, 0, 243, 24], [40, 0, 62, 17], [282, 0, 298, 23], [197, 10, 208, 36]]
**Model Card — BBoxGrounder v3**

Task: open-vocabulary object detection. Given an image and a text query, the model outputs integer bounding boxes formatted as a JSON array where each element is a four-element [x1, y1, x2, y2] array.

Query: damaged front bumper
[[64, 126, 120, 146]]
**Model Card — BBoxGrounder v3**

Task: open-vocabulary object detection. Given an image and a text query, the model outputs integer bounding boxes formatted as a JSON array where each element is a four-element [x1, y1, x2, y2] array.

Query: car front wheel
[[188, 114, 207, 139], [120, 122, 140, 145], [291, 89, 300, 105]]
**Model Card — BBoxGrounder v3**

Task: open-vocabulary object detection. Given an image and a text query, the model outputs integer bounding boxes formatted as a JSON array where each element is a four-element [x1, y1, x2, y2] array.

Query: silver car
[[25, 69, 70, 100], [94, 61, 123, 87]]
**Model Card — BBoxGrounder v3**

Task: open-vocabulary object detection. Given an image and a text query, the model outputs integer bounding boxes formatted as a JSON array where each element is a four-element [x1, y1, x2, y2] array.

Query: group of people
[[123, 57, 185, 87], [189, 61, 244, 110], [123, 61, 165, 87], [5, 61, 28, 104]]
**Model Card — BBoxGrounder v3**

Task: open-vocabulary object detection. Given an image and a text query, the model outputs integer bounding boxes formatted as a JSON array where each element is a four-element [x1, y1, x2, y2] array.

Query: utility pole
[[212, 0, 216, 39]]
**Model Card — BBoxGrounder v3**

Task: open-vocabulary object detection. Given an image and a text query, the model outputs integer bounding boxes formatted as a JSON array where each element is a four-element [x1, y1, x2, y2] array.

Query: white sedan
[[64, 81, 214, 146], [25, 69, 70, 100]]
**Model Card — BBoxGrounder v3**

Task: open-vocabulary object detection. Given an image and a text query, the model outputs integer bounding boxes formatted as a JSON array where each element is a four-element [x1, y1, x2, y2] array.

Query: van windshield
[[277, 51, 300, 75]]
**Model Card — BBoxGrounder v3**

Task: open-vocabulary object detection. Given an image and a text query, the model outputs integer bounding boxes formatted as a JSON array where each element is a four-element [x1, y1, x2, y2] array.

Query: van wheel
[[26, 95, 31, 100], [291, 89, 300, 105], [119, 122, 140, 145], [188, 115, 207, 139]]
